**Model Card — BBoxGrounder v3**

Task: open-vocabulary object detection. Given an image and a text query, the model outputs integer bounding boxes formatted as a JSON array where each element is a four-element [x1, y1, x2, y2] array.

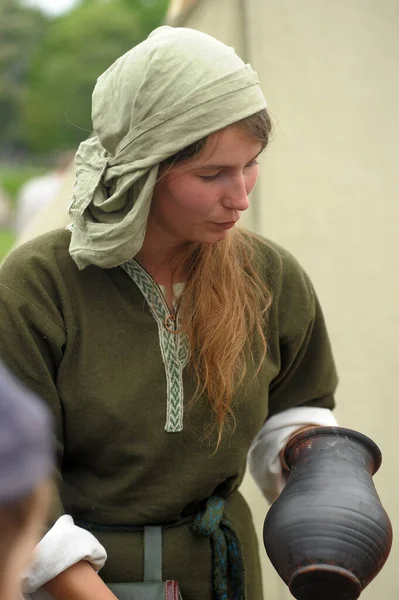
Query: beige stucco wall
[[170, 0, 399, 598]]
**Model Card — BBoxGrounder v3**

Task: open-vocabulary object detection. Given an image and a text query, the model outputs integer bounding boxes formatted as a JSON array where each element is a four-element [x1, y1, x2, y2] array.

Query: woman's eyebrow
[[196, 150, 263, 170]]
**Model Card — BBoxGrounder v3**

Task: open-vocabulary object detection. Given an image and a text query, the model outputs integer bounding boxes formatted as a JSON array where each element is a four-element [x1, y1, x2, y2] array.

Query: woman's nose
[[222, 176, 250, 211]]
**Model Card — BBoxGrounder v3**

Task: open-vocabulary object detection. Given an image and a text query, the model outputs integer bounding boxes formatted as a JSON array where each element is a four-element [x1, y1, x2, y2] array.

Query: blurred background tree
[[0, 0, 168, 259], [23, 0, 169, 153], [0, 0, 49, 155]]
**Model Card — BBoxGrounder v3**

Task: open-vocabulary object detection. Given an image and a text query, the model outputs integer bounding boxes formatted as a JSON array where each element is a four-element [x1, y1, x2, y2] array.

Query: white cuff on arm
[[248, 407, 338, 504], [23, 514, 107, 600]]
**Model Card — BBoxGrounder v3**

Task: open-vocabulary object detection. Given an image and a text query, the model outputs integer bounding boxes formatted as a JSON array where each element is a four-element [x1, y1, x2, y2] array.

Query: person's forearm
[[43, 560, 117, 600]]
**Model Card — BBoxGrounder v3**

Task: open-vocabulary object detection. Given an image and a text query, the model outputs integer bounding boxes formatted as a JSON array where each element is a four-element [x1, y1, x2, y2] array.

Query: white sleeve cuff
[[248, 406, 338, 504], [23, 514, 107, 595]]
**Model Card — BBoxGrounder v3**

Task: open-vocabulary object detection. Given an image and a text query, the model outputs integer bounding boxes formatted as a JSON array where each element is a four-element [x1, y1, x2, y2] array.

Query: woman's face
[[148, 125, 263, 246]]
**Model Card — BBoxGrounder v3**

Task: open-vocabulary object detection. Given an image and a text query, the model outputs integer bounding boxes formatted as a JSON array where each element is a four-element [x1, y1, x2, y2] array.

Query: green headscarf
[[68, 26, 267, 269]]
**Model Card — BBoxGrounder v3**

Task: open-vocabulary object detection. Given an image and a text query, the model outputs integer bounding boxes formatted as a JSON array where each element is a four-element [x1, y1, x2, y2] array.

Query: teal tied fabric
[[193, 496, 246, 600]]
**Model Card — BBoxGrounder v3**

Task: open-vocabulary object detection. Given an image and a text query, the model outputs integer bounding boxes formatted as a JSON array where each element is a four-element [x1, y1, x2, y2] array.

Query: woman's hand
[[43, 560, 118, 600]]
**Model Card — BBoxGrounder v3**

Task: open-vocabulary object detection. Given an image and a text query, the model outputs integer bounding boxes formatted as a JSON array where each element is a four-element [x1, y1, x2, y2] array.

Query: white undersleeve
[[248, 406, 338, 503], [22, 515, 107, 600]]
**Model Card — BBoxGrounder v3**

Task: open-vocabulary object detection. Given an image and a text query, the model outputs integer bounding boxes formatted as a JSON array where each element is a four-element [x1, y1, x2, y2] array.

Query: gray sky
[[22, 0, 79, 16]]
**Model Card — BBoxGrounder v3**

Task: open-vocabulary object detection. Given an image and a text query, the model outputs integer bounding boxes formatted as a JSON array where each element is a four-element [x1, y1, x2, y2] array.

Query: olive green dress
[[0, 229, 337, 599]]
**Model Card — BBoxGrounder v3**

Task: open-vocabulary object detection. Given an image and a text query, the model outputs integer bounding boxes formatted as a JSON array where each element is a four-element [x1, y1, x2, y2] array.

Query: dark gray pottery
[[263, 426, 392, 599]]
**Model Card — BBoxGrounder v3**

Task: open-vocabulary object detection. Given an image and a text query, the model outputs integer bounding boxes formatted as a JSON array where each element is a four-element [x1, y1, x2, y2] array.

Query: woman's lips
[[213, 221, 237, 230]]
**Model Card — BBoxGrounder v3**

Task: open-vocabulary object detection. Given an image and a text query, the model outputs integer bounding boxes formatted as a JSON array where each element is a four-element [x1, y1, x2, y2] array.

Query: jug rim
[[284, 426, 382, 474]]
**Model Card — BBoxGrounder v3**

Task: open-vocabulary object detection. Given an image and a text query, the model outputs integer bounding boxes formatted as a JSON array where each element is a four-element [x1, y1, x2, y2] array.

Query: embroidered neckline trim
[[121, 259, 189, 433]]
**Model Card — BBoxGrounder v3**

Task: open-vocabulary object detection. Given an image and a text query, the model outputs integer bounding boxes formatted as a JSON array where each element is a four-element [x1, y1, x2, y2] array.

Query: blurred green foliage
[[0, 230, 16, 261], [0, 165, 47, 205], [0, 0, 168, 156], [0, 0, 48, 152], [23, 0, 169, 153], [0, 0, 168, 260]]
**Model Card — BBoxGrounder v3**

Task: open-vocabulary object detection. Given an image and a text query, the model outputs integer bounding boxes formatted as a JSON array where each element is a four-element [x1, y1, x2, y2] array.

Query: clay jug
[[263, 426, 392, 599]]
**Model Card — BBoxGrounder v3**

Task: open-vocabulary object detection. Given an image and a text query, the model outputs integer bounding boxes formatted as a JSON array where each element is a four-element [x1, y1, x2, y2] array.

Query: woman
[[0, 27, 338, 600]]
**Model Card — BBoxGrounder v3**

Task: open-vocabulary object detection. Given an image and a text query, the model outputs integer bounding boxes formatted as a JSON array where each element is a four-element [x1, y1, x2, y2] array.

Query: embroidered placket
[[121, 260, 189, 432]]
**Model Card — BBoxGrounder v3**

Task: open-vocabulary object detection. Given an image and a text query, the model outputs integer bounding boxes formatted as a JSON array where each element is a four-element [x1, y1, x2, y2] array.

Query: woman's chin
[[202, 227, 232, 243], [181, 226, 232, 245], [202, 232, 229, 245]]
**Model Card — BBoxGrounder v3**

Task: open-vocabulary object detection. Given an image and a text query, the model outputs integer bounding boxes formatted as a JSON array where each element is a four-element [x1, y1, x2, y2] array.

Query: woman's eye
[[245, 159, 259, 168], [199, 172, 221, 181], [198, 160, 258, 181]]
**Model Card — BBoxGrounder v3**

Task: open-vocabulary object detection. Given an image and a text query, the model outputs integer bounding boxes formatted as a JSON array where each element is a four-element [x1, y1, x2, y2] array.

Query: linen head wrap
[[0, 361, 53, 503], [69, 26, 267, 269]]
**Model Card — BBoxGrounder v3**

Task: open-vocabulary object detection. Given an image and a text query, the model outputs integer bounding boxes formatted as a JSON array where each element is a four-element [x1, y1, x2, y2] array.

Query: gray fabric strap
[[143, 526, 162, 581]]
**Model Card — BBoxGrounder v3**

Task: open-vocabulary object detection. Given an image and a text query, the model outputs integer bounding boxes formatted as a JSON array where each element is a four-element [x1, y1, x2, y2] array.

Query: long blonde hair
[[164, 110, 273, 445]]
